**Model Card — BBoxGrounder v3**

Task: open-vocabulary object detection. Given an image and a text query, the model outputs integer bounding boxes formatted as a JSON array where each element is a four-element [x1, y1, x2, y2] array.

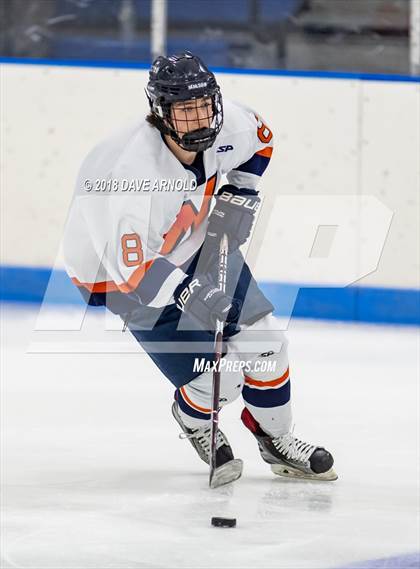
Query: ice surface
[[1, 304, 419, 568]]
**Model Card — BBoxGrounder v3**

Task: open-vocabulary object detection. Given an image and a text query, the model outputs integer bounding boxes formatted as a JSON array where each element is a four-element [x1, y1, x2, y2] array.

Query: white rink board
[[1, 63, 419, 288]]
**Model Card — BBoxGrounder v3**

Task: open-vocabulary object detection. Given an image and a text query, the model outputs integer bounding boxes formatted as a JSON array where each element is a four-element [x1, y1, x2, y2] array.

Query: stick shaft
[[209, 234, 228, 484]]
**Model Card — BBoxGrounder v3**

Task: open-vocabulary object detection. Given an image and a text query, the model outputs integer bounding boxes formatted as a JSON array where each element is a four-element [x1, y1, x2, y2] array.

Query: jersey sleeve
[[226, 111, 274, 190], [73, 191, 187, 309]]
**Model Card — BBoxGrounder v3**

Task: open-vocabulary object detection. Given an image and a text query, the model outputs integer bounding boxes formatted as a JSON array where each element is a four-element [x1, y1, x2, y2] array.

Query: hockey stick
[[209, 234, 228, 487]]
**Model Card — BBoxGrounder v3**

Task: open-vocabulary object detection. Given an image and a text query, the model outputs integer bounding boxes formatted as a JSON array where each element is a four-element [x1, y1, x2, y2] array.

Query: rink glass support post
[[151, 0, 167, 60], [410, 0, 420, 75]]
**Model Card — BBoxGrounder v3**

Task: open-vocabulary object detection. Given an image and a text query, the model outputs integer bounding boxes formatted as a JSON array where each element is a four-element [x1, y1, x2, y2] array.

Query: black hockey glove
[[174, 274, 241, 332], [206, 185, 261, 255]]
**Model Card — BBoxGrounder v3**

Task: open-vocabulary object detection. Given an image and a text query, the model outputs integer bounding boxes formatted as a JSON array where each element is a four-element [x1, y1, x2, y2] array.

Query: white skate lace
[[272, 431, 315, 465], [179, 427, 227, 454]]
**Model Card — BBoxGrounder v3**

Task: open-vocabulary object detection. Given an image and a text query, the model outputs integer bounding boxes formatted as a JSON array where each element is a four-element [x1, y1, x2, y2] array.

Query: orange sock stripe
[[180, 386, 211, 414], [244, 367, 289, 388]]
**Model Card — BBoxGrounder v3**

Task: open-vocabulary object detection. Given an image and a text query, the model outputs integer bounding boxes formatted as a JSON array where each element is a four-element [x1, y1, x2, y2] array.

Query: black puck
[[211, 517, 236, 528]]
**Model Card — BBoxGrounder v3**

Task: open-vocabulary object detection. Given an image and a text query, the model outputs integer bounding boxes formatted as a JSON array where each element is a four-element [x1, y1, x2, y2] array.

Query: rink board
[[1, 61, 419, 325], [0, 265, 419, 325]]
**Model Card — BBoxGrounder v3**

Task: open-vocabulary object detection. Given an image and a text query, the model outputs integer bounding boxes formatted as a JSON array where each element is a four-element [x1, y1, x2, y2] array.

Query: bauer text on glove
[[205, 185, 261, 256]]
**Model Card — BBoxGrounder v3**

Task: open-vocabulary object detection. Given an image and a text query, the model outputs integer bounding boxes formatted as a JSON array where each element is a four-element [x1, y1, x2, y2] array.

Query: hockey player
[[63, 51, 337, 485]]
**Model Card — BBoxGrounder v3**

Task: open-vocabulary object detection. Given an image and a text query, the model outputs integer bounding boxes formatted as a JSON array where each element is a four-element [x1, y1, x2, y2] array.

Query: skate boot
[[172, 402, 243, 488], [241, 407, 337, 481]]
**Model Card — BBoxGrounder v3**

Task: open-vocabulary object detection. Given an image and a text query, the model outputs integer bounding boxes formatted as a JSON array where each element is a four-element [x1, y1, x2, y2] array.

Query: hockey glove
[[174, 274, 241, 331], [206, 185, 261, 256]]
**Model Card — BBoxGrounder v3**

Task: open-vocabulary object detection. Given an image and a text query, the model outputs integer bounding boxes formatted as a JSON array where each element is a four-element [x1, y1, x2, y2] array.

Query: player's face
[[170, 97, 213, 135]]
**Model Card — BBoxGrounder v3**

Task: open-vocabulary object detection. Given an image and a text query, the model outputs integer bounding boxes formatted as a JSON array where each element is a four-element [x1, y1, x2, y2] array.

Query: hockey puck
[[211, 517, 236, 528]]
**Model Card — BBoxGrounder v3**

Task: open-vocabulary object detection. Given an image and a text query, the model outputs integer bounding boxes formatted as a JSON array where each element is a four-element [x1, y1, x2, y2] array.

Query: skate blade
[[271, 464, 338, 481], [210, 459, 243, 489]]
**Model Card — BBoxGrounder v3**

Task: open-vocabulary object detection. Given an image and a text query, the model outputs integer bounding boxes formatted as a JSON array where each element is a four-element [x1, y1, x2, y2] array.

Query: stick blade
[[209, 459, 243, 489]]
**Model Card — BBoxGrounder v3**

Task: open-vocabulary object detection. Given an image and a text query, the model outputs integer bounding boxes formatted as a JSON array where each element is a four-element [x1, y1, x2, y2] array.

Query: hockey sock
[[242, 364, 292, 438], [174, 386, 211, 430]]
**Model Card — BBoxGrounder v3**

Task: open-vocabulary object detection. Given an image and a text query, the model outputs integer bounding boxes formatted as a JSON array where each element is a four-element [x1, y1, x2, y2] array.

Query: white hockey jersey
[[63, 99, 274, 311]]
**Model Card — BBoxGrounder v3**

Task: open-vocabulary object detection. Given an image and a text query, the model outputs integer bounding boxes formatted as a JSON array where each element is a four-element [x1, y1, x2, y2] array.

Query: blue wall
[[1, 265, 418, 326]]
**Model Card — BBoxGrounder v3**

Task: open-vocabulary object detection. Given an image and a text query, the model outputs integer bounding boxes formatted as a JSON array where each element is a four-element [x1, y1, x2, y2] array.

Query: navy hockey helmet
[[146, 51, 223, 152]]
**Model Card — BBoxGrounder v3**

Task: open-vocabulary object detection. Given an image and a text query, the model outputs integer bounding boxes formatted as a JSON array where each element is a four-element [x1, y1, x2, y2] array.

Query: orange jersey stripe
[[72, 277, 120, 293], [72, 259, 154, 294], [245, 367, 289, 388], [255, 147, 273, 158], [180, 386, 211, 414]]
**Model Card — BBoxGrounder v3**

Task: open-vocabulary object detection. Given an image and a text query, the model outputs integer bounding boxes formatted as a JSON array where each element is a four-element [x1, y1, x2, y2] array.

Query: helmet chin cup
[[178, 127, 217, 152]]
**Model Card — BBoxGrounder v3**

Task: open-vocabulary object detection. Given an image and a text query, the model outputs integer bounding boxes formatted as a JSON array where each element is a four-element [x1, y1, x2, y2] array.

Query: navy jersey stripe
[[136, 257, 178, 305], [233, 152, 271, 177]]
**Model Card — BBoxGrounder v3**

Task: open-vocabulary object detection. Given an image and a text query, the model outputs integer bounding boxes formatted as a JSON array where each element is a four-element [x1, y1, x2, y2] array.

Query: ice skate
[[241, 408, 337, 481], [172, 402, 243, 487]]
